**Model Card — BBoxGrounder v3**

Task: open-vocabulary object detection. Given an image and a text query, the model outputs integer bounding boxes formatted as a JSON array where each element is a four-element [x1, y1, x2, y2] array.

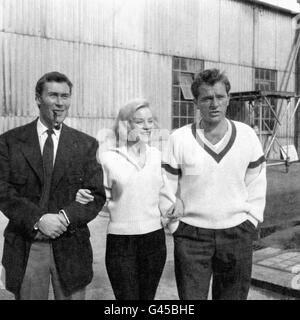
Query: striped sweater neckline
[[191, 119, 237, 163]]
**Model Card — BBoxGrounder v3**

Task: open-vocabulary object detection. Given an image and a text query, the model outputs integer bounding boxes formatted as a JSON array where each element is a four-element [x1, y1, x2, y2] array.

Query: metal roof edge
[[236, 0, 299, 16]]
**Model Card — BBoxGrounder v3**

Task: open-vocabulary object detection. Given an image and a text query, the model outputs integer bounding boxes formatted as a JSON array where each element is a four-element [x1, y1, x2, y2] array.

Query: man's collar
[[37, 118, 62, 137]]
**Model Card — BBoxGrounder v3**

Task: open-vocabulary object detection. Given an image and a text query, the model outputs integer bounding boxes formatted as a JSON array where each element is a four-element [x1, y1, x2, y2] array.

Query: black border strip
[[161, 163, 182, 176], [248, 155, 266, 169]]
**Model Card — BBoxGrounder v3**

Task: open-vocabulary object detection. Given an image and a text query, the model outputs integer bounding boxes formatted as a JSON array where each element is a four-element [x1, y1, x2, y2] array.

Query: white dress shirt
[[35, 118, 70, 225], [37, 118, 61, 164]]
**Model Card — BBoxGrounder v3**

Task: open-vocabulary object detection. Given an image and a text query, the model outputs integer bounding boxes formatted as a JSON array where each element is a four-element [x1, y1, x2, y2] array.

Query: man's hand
[[166, 198, 184, 219], [76, 189, 94, 204], [38, 213, 69, 239], [174, 198, 184, 218], [34, 231, 50, 241]]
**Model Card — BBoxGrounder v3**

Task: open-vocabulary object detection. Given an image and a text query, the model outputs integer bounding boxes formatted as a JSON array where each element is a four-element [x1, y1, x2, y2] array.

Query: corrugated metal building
[[0, 0, 299, 159]]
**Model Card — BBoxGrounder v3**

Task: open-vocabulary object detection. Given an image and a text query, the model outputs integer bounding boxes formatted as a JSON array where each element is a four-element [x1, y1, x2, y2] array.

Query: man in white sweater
[[160, 68, 267, 300]]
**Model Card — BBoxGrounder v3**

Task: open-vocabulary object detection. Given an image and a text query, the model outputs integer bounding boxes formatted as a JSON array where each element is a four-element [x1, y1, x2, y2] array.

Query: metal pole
[[265, 98, 290, 156], [263, 96, 281, 125], [288, 96, 300, 123]]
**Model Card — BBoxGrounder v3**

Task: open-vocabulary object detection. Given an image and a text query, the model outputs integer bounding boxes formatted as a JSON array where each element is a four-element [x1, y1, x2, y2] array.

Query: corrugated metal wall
[[0, 31, 172, 135], [0, 0, 296, 67], [0, 0, 298, 146]]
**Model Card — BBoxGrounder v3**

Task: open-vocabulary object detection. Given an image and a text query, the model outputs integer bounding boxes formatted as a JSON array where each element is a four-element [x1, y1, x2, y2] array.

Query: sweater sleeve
[[159, 133, 181, 218], [62, 139, 106, 227], [99, 152, 112, 201], [244, 130, 267, 226]]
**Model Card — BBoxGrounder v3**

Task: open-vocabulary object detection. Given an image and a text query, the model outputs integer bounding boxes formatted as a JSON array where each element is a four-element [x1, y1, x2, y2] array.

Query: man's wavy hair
[[35, 71, 73, 97], [191, 68, 231, 100]]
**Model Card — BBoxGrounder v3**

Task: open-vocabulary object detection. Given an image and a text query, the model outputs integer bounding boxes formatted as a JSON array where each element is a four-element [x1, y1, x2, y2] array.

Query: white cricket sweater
[[99, 145, 164, 235], [159, 119, 267, 233]]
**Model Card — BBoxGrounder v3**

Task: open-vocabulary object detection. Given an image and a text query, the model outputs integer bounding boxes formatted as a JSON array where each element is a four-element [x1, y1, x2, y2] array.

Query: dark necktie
[[39, 129, 54, 210]]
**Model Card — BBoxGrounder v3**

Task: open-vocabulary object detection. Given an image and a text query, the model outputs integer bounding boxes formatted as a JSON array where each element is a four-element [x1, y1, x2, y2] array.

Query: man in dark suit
[[0, 71, 106, 299]]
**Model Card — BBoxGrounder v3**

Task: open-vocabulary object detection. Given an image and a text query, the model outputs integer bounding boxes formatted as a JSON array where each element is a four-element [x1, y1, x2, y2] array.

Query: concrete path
[[0, 214, 298, 300]]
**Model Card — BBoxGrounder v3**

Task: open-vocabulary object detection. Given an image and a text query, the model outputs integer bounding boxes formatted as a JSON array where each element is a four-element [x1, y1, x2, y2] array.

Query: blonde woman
[[76, 98, 167, 300]]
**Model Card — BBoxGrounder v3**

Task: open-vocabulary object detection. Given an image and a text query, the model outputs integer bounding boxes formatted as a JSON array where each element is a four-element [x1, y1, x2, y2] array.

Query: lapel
[[51, 123, 78, 192], [19, 119, 44, 182]]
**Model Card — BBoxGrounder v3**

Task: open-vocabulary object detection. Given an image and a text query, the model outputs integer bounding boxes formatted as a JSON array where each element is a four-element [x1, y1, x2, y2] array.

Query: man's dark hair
[[191, 68, 231, 100], [35, 71, 73, 96]]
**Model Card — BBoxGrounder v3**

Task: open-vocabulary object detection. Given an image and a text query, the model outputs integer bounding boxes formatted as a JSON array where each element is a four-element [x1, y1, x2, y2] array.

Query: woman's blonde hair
[[113, 98, 154, 143]]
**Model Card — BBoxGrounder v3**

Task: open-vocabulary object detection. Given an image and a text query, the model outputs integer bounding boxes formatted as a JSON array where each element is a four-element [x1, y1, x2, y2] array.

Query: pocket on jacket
[[68, 174, 84, 198], [68, 174, 84, 184], [74, 227, 91, 241], [3, 231, 16, 246], [9, 172, 27, 184]]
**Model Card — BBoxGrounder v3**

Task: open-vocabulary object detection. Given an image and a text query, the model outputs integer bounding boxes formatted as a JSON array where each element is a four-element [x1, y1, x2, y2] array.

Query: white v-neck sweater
[[160, 120, 267, 232], [99, 145, 163, 235]]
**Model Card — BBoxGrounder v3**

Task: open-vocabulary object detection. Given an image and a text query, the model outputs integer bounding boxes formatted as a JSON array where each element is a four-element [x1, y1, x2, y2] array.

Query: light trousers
[[17, 241, 85, 300]]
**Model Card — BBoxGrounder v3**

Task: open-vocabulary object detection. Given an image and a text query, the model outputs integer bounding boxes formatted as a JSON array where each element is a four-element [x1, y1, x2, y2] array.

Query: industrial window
[[172, 57, 204, 129], [254, 68, 277, 132]]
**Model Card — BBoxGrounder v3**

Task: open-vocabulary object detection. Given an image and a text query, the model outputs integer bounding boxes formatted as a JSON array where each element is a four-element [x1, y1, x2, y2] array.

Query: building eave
[[236, 0, 299, 16]]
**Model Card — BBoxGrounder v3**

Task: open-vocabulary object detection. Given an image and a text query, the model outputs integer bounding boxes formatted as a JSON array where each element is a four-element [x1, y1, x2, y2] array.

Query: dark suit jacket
[[0, 119, 106, 295]]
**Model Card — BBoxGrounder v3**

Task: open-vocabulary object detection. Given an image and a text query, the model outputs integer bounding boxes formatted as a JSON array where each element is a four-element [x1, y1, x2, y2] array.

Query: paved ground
[[0, 213, 298, 300], [1, 160, 300, 300], [263, 162, 300, 227]]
